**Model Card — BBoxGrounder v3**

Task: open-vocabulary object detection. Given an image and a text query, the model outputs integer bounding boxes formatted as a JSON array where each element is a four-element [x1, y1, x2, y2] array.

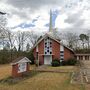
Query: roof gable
[[32, 33, 74, 53], [32, 33, 60, 48], [11, 57, 31, 65]]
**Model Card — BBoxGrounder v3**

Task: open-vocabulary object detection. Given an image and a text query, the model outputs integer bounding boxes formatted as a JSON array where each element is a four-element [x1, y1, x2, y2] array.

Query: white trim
[[60, 45, 64, 51], [60, 44, 64, 61], [36, 45, 38, 52], [11, 57, 31, 65]]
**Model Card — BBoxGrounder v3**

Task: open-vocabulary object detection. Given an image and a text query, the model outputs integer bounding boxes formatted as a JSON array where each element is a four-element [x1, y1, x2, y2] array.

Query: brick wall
[[33, 37, 75, 64], [33, 40, 44, 65], [64, 47, 74, 61], [52, 39, 60, 60], [12, 63, 30, 77]]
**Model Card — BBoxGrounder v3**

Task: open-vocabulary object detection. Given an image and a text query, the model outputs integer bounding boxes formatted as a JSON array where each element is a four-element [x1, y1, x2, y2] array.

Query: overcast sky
[[0, 0, 90, 33]]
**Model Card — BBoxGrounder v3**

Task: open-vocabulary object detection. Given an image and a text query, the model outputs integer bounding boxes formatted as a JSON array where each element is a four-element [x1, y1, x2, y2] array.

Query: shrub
[[61, 61, 67, 66], [67, 58, 77, 65], [26, 50, 35, 64], [51, 59, 60, 67]]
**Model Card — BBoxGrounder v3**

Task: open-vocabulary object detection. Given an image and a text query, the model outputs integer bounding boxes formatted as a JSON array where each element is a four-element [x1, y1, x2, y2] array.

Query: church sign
[[11, 57, 31, 77]]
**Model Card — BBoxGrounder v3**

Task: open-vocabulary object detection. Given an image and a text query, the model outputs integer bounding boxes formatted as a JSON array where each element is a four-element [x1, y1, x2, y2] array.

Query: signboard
[[18, 63, 26, 73]]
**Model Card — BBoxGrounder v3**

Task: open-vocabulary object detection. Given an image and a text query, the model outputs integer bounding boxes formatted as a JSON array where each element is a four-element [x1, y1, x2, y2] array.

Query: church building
[[32, 10, 75, 65]]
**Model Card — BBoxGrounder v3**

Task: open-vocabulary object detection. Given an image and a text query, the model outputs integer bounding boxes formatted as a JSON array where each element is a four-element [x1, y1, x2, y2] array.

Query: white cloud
[[0, 0, 90, 33], [34, 10, 49, 28], [7, 15, 24, 27], [55, 14, 72, 29]]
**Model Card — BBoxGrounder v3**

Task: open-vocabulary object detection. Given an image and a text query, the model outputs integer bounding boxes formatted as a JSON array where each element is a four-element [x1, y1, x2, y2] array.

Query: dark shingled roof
[[11, 56, 25, 64]]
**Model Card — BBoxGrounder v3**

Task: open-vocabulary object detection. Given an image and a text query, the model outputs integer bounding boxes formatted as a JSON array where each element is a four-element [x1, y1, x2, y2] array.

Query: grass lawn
[[45, 66, 77, 72], [0, 64, 11, 80], [0, 64, 85, 90]]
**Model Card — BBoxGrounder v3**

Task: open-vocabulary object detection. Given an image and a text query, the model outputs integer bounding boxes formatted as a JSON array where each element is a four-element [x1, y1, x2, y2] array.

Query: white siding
[[60, 45, 64, 51]]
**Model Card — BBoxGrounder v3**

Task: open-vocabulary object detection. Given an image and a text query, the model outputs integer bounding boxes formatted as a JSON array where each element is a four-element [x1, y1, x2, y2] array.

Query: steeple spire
[[49, 10, 52, 32]]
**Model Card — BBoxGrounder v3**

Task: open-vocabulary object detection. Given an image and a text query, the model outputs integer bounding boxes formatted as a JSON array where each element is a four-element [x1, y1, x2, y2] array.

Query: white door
[[44, 55, 52, 65]]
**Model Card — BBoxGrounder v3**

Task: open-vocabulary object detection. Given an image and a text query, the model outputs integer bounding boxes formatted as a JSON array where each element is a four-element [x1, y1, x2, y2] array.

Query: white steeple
[[49, 10, 53, 33]]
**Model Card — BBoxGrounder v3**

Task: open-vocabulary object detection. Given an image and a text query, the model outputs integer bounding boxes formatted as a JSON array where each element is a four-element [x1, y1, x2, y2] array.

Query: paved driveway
[[81, 60, 90, 83]]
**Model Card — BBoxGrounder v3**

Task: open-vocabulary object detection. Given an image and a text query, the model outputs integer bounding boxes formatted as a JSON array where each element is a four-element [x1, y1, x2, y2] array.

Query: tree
[[0, 12, 7, 49], [26, 43, 30, 51], [26, 50, 35, 64], [0, 14, 7, 33], [52, 28, 61, 40], [27, 31, 39, 47], [4, 42, 10, 50], [86, 30, 90, 49], [6, 30, 16, 61], [15, 31, 27, 51], [63, 32, 79, 49], [79, 34, 89, 49]]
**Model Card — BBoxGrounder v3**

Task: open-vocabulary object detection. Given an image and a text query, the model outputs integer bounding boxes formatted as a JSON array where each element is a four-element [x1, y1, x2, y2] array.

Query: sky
[[0, 0, 90, 33]]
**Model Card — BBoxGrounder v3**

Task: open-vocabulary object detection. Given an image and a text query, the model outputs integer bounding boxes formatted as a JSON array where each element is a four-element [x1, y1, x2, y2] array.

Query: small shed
[[11, 57, 31, 77]]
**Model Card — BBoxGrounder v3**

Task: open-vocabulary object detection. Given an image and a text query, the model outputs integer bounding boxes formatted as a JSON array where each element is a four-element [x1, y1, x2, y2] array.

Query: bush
[[51, 59, 60, 67], [67, 58, 77, 65], [61, 61, 67, 66], [26, 50, 35, 64]]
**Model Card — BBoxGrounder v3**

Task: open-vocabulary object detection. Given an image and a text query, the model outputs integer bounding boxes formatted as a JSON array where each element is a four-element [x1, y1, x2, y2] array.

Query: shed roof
[[11, 57, 31, 65]]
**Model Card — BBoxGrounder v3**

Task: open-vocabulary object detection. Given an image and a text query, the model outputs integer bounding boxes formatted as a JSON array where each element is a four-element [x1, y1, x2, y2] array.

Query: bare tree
[[63, 32, 79, 49], [0, 13, 7, 49], [5, 30, 16, 61], [0, 30, 7, 49], [26, 43, 30, 51], [26, 31, 39, 47], [15, 31, 27, 51]]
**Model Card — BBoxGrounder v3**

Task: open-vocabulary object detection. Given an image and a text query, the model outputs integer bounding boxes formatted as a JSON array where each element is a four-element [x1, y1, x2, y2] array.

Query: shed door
[[44, 55, 52, 65]]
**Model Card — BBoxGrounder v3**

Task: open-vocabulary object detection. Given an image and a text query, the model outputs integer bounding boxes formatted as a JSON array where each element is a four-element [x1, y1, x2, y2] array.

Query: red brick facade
[[33, 40, 44, 65], [12, 63, 30, 77], [33, 36, 75, 65], [64, 47, 74, 61], [52, 39, 60, 60]]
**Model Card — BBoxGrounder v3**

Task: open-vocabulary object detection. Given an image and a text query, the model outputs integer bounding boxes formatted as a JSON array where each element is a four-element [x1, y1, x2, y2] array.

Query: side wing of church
[[32, 34, 75, 65]]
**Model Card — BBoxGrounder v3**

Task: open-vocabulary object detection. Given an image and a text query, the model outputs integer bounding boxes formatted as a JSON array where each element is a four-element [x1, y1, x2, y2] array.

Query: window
[[47, 47, 49, 49], [50, 42, 52, 44], [44, 37, 52, 55], [45, 52, 47, 54], [47, 50, 49, 52], [60, 55, 64, 57], [60, 51, 64, 53], [45, 42, 47, 45], [60, 51, 64, 61]]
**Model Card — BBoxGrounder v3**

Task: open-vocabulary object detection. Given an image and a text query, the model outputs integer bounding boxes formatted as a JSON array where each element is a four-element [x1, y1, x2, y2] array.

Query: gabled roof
[[11, 57, 31, 65], [32, 33, 74, 53]]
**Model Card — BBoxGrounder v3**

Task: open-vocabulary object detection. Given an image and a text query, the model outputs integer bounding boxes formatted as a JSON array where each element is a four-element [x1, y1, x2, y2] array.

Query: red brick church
[[32, 10, 75, 65]]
